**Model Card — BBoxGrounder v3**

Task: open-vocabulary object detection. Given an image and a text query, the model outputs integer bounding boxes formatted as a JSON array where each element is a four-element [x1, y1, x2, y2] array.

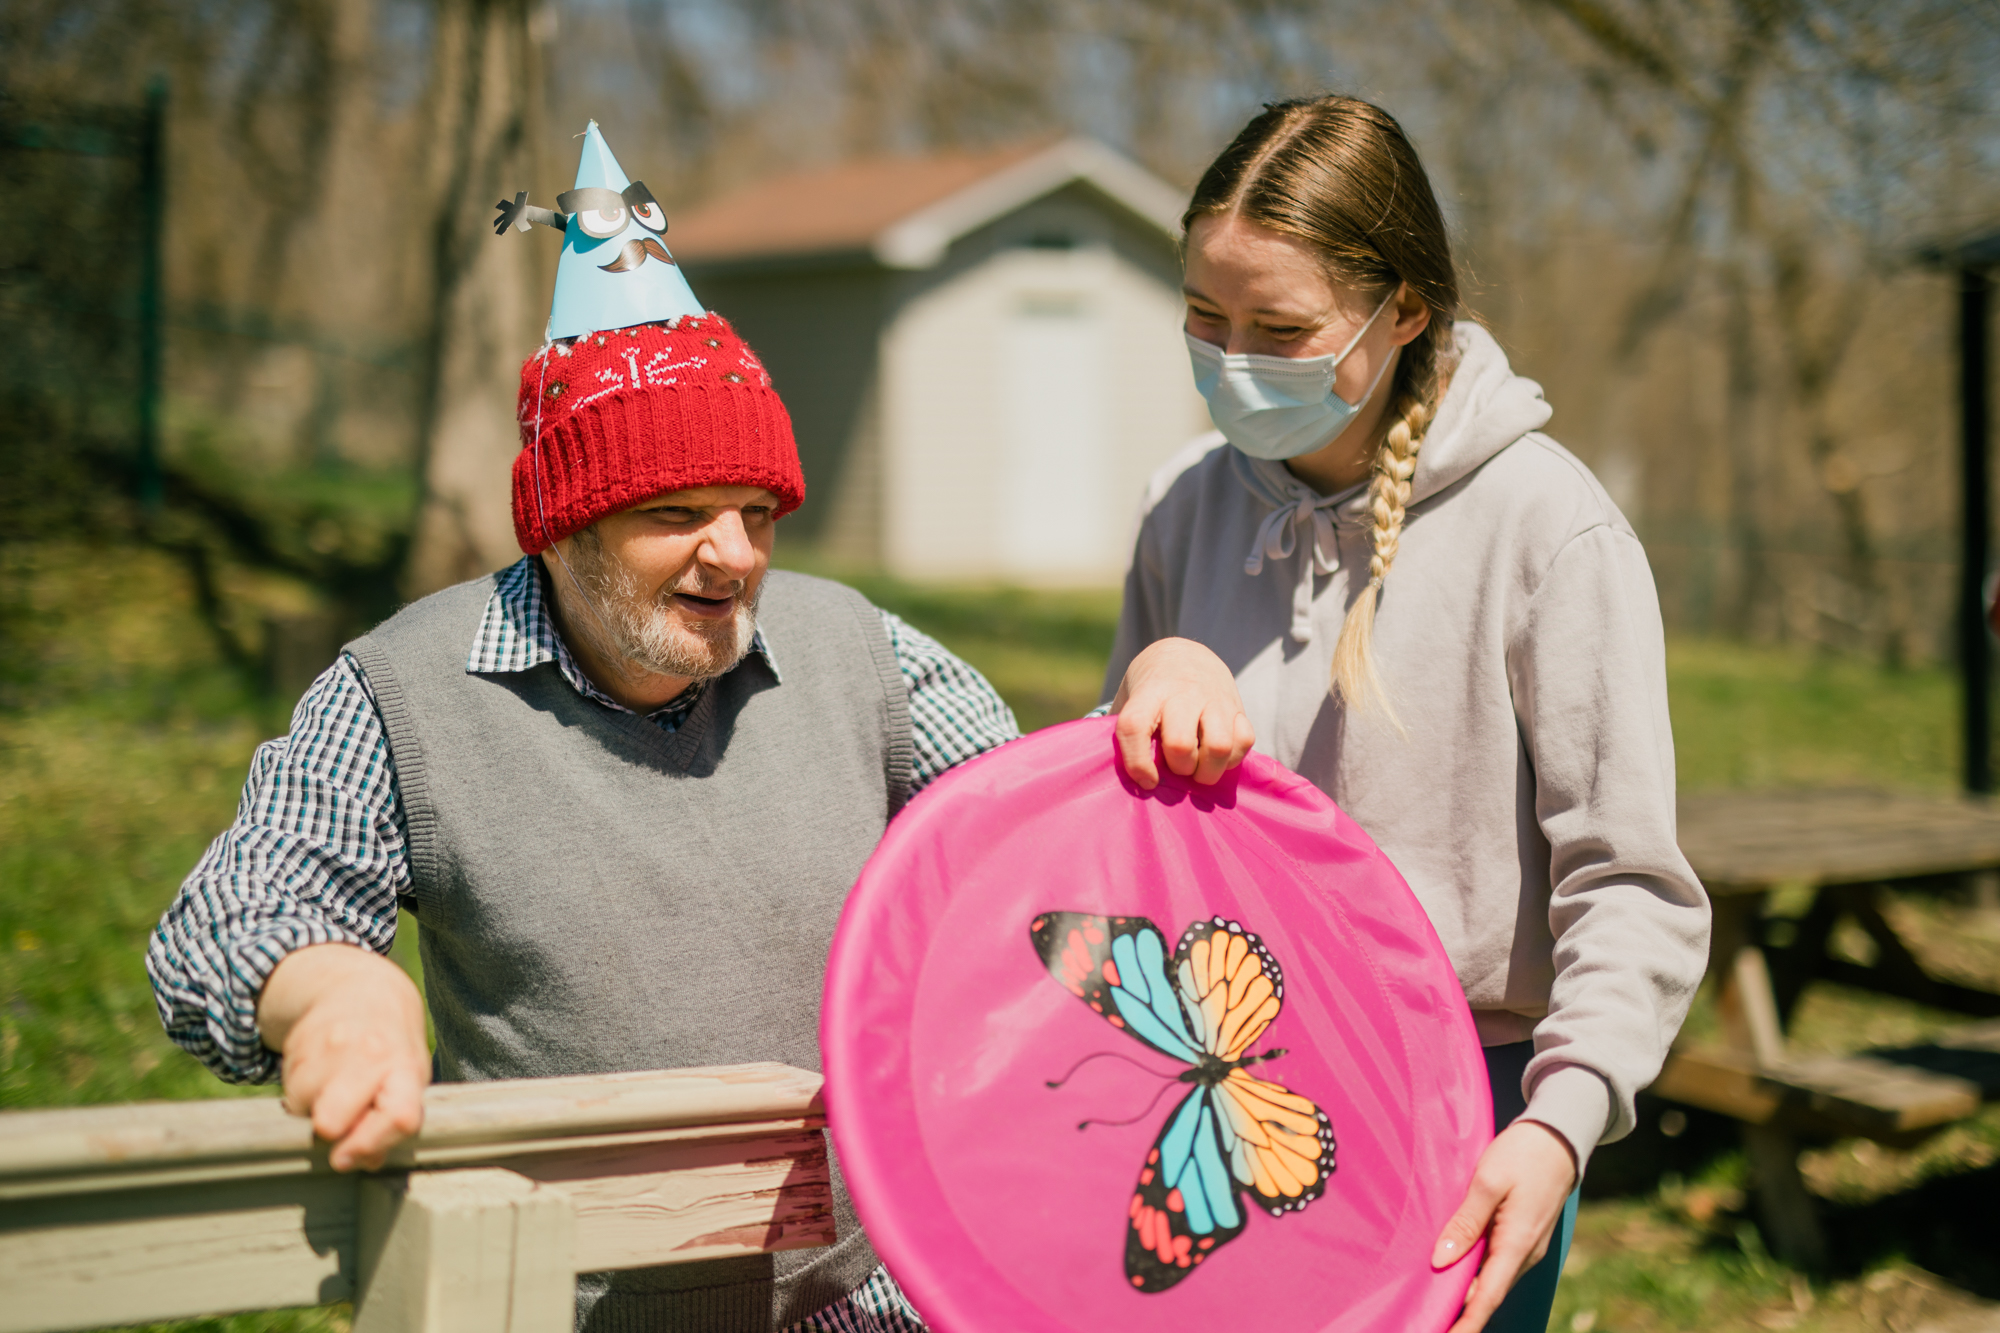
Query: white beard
[[561, 531, 759, 682]]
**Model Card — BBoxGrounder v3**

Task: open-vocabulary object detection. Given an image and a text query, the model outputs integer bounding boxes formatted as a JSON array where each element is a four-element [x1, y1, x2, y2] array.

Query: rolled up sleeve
[[146, 654, 410, 1083]]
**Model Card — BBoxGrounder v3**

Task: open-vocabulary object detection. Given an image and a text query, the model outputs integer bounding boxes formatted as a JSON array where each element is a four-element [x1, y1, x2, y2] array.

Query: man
[[150, 300, 1031, 1328], [149, 126, 1252, 1332]]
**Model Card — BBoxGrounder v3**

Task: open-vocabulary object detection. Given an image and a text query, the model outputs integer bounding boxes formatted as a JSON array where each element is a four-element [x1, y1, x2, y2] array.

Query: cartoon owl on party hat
[[496, 122, 802, 557], [495, 120, 705, 341]]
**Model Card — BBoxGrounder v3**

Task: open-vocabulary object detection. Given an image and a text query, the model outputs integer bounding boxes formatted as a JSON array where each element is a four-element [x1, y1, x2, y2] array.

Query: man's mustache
[[597, 236, 676, 273]]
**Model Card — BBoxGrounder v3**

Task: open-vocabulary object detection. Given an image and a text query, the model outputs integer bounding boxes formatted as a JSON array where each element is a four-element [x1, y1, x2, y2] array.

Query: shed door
[[997, 294, 1115, 579]]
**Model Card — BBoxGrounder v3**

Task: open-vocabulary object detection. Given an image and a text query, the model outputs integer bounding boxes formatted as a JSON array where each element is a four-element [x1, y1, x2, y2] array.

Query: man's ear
[[537, 545, 572, 592]]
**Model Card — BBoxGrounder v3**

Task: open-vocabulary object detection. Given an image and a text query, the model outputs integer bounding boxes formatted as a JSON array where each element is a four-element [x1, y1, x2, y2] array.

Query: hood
[[1215, 322, 1552, 645], [1409, 322, 1551, 505]]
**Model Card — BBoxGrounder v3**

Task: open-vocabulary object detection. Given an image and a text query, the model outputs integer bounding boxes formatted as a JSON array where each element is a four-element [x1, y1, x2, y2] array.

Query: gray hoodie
[[1103, 322, 1710, 1170]]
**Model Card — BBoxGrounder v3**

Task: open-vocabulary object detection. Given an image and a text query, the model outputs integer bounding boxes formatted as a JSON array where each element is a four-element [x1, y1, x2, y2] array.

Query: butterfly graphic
[[1028, 912, 1337, 1292]]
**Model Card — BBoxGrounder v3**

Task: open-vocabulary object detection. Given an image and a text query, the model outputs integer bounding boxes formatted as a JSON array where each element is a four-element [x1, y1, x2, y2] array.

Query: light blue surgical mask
[[1186, 290, 1397, 461]]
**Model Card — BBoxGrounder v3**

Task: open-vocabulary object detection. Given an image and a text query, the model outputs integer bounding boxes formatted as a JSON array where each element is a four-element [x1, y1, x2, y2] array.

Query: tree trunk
[[404, 0, 548, 598], [1721, 263, 1769, 639]]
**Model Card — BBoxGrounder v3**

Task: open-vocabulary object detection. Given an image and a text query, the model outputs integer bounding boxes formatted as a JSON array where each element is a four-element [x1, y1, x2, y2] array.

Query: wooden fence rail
[[0, 1063, 833, 1333]]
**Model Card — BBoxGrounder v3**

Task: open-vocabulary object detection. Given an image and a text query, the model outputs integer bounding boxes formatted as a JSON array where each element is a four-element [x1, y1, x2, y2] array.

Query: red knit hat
[[511, 314, 804, 554]]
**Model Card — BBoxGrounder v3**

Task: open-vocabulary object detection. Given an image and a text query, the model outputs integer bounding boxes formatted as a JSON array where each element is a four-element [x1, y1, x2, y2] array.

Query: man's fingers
[[331, 1105, 405, 1172], [307, 1061, 387, 1149], [326, 1062, 425, 1172], [376, 1061, 428, 1141], [1114, 707, 1161, 789], [279, 1052, 324, 1119], [330, 1093, 424, 1171]]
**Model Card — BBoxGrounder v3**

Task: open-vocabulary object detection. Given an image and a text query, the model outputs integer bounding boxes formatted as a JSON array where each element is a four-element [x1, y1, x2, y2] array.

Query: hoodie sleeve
[[1506, 523, 1711, 1167]]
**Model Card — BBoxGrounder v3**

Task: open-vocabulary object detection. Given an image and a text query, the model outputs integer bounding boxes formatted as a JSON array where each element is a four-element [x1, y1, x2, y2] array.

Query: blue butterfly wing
[[1029, 912, 1203, 1064], [1124, 1084, 1247, 1291]]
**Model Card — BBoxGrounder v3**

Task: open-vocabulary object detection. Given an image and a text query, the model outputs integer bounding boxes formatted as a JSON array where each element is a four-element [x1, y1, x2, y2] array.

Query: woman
[[1108, 96, 1710, 1333]]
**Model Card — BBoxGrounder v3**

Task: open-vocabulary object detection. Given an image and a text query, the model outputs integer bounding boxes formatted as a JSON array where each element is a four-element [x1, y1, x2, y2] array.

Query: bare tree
[[1515, 0, 1998, 659], [403, 0, 551, 595]]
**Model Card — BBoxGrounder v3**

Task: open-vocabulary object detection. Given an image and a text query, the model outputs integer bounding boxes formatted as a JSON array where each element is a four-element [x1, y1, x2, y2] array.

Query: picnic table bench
[[1655, 790, 2000, 1267], [0, 1063, 833, 1332]]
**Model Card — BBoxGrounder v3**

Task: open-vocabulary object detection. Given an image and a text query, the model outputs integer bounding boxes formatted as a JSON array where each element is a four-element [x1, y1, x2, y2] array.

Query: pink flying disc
[[822, 718, 1491, 1333]]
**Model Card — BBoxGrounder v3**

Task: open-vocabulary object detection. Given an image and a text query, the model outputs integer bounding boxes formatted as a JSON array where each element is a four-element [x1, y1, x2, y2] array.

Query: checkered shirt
[[147, 558, 1020, 1085], [783, 1265, 928, 1333]]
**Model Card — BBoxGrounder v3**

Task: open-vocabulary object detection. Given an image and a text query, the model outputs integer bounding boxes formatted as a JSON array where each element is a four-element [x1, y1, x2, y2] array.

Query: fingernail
[[1431, 1238, 1459, 1268]]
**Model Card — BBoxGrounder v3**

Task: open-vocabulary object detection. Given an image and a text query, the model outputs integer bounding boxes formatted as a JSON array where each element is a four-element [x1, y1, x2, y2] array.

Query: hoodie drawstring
[[1243, 492, 1342, 644]]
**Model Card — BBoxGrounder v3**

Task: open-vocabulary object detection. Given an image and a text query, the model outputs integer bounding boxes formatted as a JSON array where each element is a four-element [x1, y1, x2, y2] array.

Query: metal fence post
[[1961, 264, 1993, 794], [136, 76, 166, 516]]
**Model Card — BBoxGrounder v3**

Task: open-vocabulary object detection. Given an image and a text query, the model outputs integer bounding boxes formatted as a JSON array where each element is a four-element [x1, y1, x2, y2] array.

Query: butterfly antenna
[[1044, 1050, 1178, 1090], [1075, 1079, 1181, 1133]]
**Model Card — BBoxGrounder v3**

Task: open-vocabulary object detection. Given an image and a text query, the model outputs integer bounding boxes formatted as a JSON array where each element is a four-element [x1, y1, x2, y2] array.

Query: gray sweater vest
[[348, 568, 913, 1333]]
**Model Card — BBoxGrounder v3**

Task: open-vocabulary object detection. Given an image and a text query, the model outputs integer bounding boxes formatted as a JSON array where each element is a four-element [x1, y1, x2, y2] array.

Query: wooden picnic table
[[1655, 790, 2000, 1267]]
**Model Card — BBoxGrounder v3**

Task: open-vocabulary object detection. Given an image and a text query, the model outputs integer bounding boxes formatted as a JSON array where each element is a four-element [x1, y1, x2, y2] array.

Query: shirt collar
[[467, 557, 780, 718]]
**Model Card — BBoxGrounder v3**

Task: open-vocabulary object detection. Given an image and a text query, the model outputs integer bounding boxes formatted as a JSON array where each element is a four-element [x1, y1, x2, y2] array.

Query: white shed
[[670, 137, 1209, 586]]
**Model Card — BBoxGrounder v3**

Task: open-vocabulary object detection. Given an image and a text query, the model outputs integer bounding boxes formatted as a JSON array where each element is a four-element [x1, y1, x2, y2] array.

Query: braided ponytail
[[1186, 95, 1460, 723], [1332, 390, 1436, 720]]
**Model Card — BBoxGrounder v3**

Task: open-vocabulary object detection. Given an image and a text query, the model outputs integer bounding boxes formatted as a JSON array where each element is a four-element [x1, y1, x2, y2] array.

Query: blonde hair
[[1185, 96, 1459, 718], [1331, 392, 1435, 719]]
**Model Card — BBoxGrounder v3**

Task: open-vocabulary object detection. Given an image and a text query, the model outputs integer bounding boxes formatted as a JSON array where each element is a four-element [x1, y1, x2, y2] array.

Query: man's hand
[[258, 943, 430, 1172], [1109, 638, 1256, 789], [1432, 1120, 1579, 1333]]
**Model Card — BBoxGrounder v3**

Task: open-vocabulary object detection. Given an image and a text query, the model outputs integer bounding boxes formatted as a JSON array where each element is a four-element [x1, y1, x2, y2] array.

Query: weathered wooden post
[[0, 1063, 832, 1333], [354, 1169, 575, 1332]]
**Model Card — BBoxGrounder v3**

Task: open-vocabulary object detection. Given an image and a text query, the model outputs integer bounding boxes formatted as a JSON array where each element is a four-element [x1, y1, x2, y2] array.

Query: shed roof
[[668, 136, 1187, 270]]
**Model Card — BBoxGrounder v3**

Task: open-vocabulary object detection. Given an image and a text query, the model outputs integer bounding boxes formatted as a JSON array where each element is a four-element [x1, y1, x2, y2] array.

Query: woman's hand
[[258, 943, 431, 1171], [1109, 638, 1256, 788], [1432, 1120, 1579, 1333]]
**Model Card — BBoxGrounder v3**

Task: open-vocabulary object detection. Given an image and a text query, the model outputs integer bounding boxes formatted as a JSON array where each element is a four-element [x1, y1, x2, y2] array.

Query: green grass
[[0, 543, 287, 1110], [774, 555, 1122, 733], [1666, 639, 1958, 793], [4, 539, 1997, 1331]]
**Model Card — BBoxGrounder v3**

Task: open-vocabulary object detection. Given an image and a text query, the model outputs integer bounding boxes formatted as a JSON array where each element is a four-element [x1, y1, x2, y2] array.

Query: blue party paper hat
[[541, 122, 704, 341]]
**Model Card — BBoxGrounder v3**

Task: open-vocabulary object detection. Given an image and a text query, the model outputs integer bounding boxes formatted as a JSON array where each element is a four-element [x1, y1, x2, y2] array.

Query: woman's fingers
[[1192, 702, 1239, 785], [1108, 639, 1257, 788], [1436, 1121, 1580, 1333], [1445, 1229, 1537, 1333], [1157, 695, 1203, 778], [1114, 704, 1162, 789], [1431, 1171, 1500, 1269], [1117, 689, 1248, 788], [1232, 711, 1257, 767]]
